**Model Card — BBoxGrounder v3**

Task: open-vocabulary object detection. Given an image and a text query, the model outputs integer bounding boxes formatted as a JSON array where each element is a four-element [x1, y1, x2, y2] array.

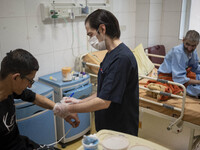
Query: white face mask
[[88, 36, 106, 50]]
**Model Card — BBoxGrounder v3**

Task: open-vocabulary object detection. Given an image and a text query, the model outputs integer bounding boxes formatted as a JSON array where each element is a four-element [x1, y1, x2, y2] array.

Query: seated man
[[157, 30, 200, 98], [0, 49, 80, 150]]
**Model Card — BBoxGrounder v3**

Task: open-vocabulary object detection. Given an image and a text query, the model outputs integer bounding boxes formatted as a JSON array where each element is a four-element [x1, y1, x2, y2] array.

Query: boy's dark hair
[[85, 9, 121, 39], [0, 49, 39, 79]]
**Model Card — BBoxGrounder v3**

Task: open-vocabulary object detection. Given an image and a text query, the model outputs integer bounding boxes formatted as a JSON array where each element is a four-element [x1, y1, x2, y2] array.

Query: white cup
[[82, 138, 98, 150]]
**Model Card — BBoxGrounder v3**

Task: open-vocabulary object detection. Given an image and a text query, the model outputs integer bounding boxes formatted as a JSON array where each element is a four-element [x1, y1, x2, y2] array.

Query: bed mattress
[[139, 80, 200, 126]]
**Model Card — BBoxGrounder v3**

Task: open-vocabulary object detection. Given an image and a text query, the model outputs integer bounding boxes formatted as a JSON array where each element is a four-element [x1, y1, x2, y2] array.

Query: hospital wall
[[160, 0, 183, 52], [0, 0, 136, 80], [160, 0, 200, 54], [135, 0, 200, 56], [0, 0, 199, 79], [136, 0, 182, 52]]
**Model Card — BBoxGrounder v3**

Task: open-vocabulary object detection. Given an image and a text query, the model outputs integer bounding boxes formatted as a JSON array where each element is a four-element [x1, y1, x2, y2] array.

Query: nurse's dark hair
[[184, 30, 200, 43], [0, 49, 39, 79], [85, 9, 121, 39]]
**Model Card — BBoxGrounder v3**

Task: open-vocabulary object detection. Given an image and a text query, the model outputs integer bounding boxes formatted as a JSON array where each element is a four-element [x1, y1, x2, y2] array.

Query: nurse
[[54, 9, 139, 136], [158, 30, 200, 98]]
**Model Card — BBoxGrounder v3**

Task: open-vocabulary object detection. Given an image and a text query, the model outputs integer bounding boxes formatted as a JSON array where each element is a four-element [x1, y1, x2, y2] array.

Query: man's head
[[0, 49, 39, 94], [183, 30, 200, 53], [85, 9, 121, 50], [85, 9, 121, 39]]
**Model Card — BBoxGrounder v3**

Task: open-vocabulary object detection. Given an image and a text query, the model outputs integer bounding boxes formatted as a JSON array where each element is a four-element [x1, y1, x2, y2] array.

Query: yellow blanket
[[132, 44, 155, 79]]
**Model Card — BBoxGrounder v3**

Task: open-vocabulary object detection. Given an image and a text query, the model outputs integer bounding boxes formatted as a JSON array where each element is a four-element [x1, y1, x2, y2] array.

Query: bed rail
[[79, 52, 186, 132], [145, 52, 165, 67], [139, 75, 186, 131], [78, 50, 200, 150]]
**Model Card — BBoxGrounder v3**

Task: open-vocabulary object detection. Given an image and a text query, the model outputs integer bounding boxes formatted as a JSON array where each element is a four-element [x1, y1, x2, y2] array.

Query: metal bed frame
[[78, 52, 200, 150]]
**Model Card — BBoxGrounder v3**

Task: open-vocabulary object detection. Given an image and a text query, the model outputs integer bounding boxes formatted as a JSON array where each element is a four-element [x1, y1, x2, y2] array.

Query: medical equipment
[[62, 67, 72, 81], [40, 1, 110, 21], [78, 46, 200, 150], [49, 76, 57, 81], [15, 82, 56, 145], [81, 0, 89, 14], [38, 71, 92, 148], [69, 92, 74, 97], [37, 126, 72, 150]]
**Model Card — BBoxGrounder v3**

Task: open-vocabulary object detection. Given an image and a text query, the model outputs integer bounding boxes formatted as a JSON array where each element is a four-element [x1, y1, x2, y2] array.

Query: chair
[[144, 45, 166, 69]]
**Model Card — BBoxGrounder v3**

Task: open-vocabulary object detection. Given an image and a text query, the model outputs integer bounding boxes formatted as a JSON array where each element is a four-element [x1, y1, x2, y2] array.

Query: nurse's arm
[[79, 93, 97, 103], [33, 94, 80, 128], [67, 97, 111, 113]]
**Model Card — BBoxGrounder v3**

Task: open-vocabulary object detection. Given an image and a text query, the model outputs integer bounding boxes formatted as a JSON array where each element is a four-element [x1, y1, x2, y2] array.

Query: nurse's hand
[[64, 113, 80, 128], [62, 97, 81, 104], [53, 102, 70, 118]]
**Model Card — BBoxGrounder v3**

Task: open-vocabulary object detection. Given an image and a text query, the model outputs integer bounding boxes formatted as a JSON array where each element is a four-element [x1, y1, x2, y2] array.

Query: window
[[189, 0, 200, 33], [180, 0, 200, 39]]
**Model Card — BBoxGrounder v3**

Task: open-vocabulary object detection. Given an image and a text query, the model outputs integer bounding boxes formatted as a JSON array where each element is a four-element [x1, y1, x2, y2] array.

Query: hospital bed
[[78, 44, 200, 150]]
